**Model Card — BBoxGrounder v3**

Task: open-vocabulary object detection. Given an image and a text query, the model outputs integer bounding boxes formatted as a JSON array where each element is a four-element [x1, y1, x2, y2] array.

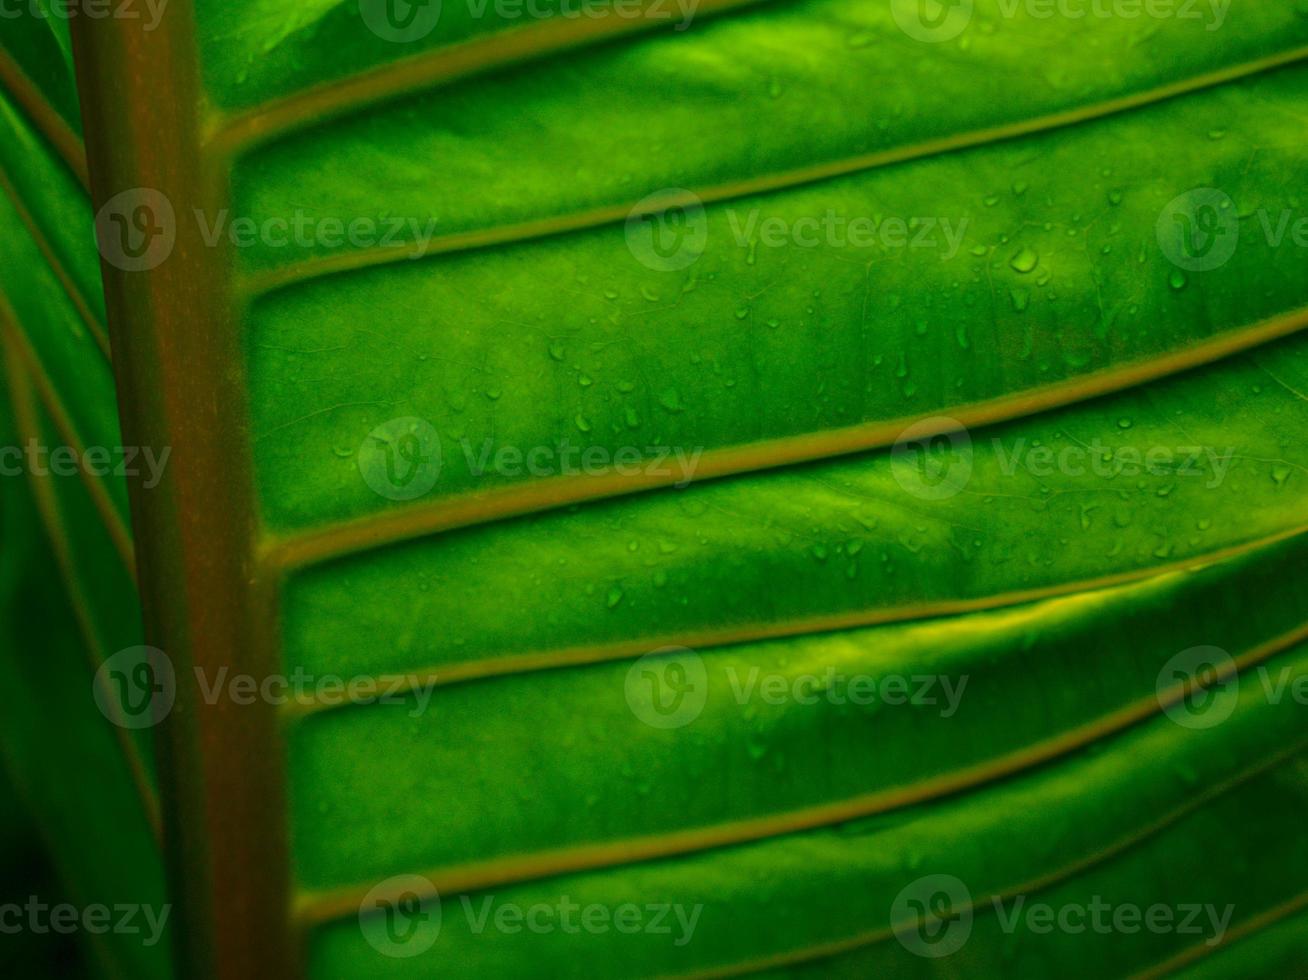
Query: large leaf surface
[[0, 0, 1305, 978]]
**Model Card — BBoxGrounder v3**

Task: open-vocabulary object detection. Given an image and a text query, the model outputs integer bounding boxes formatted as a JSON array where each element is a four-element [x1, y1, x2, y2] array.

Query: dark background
[[0, 767, 92, 976]]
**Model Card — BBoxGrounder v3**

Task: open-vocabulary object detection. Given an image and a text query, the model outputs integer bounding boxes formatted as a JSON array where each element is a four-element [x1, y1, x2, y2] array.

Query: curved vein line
[[2, 316, 136, 581], [0, 327, 160, 843], [1130, 890, 1308, 980], [293, 620, 1308, 925], [263, 304, 1308, 574], [675, 741, 1308, 980], [206, 0, 772, 159], [0, 47, 88, 190], [281, 524, 1308, 721], [0, 164, 111, 359], [240, 44, 1308, 300]]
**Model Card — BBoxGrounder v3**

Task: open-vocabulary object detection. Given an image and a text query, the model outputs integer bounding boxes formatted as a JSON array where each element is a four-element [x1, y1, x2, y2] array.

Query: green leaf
[[0, 343, 164, 979], [2, 1, 1306, 978]]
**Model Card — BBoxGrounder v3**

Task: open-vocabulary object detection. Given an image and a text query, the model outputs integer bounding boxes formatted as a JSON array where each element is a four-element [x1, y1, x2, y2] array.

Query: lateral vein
[[240, 44, 1308, 300], [0, 47, 88, 190], [1129, 889, 1308, 980], [0, 163, 111, 360], [262, 305, 1308, 574], [679, 743, 1308, 980], [206, 0, 772, 160], [0, 323, 160, 844], [292, 622, 1308, 926], [0, 300, 135, 580], [279, 524, 1308, 720]]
